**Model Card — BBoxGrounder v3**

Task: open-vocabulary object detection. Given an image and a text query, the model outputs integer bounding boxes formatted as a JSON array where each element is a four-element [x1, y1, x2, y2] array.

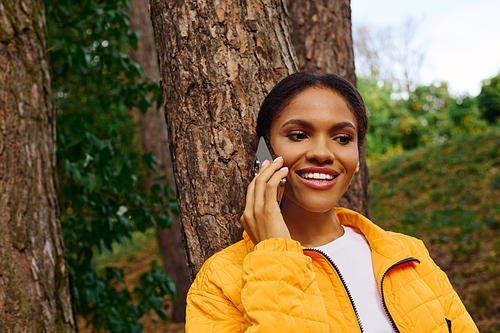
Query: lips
[[295, 167, 339, 190]]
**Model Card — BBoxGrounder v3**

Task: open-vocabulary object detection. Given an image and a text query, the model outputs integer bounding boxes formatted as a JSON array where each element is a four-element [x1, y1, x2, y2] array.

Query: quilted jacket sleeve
[[186, 246, 247, 332], [186, 238, 329, 333], [241, 238, 329, 332]]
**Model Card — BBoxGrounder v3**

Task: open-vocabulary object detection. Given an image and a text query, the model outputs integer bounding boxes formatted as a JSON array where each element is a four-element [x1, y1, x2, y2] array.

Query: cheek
[[282, 155, 301, 171], [271, 137, 296, 164], [278, 147, 303, 169], [336, 148, 359, 171]]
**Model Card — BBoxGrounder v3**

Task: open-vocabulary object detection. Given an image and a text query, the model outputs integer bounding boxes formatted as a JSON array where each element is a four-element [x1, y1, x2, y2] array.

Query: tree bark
[[149, 0, 298, 280], [0, 0, 75, 332], [284, 0, 355, 82], [285, 0, 371, 218], [129, 0, 190, 322]]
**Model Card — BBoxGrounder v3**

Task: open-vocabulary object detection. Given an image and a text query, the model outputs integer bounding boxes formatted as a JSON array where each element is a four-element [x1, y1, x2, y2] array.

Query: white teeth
[[299, 172, 335, 180]]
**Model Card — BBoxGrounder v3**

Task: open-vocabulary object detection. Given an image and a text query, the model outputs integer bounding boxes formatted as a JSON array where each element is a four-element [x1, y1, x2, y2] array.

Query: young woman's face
[[270, 87, 359, 213]]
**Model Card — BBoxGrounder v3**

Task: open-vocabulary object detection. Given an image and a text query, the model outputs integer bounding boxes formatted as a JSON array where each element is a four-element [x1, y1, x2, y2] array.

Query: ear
[[355, 160, 360, 174]]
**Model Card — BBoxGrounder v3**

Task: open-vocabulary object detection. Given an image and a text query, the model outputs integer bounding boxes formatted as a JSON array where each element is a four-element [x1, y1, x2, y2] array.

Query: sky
[[351, 0, 500, 96]]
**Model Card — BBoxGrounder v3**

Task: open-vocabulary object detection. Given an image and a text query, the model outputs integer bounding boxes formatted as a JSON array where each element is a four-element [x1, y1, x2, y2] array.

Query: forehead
[[272, 87, 357, 127]]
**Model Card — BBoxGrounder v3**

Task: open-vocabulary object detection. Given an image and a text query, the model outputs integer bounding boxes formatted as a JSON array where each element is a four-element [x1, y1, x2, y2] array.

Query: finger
[[244, 179, 256, 222], [256, 156, 284, 180], [244, 171, 258, 212], [258, 159, 270, 173], [241, 178, 257, 239], [267, 166, 289, 187], [253, 157, 284, 200], [253, 158, 286, 220], [264, 166, 288, 207]]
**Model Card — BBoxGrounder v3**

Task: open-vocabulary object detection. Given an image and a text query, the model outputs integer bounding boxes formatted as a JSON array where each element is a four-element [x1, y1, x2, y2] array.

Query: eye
[[287, 131, 308, 141], [334, 135, 353, 145]]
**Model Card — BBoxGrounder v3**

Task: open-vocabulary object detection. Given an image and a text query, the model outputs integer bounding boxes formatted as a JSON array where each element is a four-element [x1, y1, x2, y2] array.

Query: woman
[[185, 72, 478, 332]]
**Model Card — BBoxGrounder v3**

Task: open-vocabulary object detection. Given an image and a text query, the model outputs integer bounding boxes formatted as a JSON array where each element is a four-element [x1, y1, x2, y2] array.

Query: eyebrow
[[281, 119, 356, 131]]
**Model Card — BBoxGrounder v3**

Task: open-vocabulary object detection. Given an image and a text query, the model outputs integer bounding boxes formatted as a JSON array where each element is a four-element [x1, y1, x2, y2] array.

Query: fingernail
[[273, 156, 283, 162], [280, 167, 288, 171], [262, 160, 269, 167]]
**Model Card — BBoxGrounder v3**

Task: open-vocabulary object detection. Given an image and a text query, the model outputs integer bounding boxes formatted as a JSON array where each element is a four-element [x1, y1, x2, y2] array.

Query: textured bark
[[0, 0, 76, 332], [285, 0, 371, 218], [129, 0, 190, 322], [149, 0, 298, 280], [284, 0, 355, 82]]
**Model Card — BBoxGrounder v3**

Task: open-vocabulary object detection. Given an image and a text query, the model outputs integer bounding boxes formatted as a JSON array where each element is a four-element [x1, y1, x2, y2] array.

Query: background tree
[[149, 0, 298, 280], [149, 0, 365, 280], [45, 0, 178, 330], [0, 0, 75, 331], [129, 0, 190, 322], [285, 0, 371, 218], [358, 75, 490, 160], [477, 74, 500, 123], [285, 0, 355, 81], [354, 17, 425, 94]]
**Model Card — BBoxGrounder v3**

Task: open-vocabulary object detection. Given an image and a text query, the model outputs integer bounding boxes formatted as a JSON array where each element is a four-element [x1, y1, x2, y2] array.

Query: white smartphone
[[252, 137, 286, 205]]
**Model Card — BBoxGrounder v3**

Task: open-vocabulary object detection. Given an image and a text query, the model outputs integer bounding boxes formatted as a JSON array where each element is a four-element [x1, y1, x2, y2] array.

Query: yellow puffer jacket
[[186, 208, 478, 332]]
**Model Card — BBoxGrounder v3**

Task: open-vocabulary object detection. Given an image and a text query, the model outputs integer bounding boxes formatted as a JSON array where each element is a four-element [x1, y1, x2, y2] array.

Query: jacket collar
[[333, 208, 419, 280], [242, 208, 419, 280]]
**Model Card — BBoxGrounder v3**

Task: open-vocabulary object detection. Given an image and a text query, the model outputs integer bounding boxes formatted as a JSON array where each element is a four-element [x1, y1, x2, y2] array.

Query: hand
[[240, 156, 290, 245]]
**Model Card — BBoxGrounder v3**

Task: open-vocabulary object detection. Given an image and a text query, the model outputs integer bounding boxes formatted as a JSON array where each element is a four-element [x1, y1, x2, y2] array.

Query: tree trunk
[[129, 0, 190, 322], [285, 0, 371, 219], [149, 0, 298, 280], [0, 1, 75, 332]]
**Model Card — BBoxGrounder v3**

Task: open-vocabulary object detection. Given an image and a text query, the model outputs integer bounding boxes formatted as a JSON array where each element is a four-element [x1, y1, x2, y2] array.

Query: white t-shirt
[[313, 226, 396, 333]]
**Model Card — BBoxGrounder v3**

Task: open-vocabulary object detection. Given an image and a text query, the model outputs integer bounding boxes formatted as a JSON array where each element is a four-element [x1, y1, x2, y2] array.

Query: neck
[[281, 196, 344, 248]]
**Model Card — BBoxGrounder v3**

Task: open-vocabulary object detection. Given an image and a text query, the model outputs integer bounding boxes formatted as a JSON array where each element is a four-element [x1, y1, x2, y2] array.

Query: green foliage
[[45, 0, 177, 331], [399, 82, 452, 149], [358, 77, 491, 160], [477, 74, 500, 123], [370, 130, 500, 253], [93, 228, 158, 268], [357, 78, 403, 157], [370, 130, 500, 328]]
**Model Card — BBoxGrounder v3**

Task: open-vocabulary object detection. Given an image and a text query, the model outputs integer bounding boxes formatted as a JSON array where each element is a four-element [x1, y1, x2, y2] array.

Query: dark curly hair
[[256, 72, 368, 147]]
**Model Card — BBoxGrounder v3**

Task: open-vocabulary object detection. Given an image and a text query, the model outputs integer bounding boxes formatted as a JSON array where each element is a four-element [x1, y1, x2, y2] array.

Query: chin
[[283, 193, 341, 214]]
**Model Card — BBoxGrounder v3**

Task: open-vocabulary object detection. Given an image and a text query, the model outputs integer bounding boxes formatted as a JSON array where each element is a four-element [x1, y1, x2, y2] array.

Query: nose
[[305, 136, 334, 164]]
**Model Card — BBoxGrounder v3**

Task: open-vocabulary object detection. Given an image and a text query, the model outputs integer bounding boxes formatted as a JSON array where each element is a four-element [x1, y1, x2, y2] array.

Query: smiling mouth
[[297, 172, 339, 182]]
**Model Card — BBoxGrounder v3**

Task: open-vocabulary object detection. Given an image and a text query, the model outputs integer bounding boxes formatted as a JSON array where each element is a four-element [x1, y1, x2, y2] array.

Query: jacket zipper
[[380, 257, 420, 333], [304, 248, 364, 333]]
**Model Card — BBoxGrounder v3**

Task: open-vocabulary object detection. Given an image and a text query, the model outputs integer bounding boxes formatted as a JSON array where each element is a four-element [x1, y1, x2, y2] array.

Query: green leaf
[[153, 174, 167, 181], [47, 0, 180, 330]]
